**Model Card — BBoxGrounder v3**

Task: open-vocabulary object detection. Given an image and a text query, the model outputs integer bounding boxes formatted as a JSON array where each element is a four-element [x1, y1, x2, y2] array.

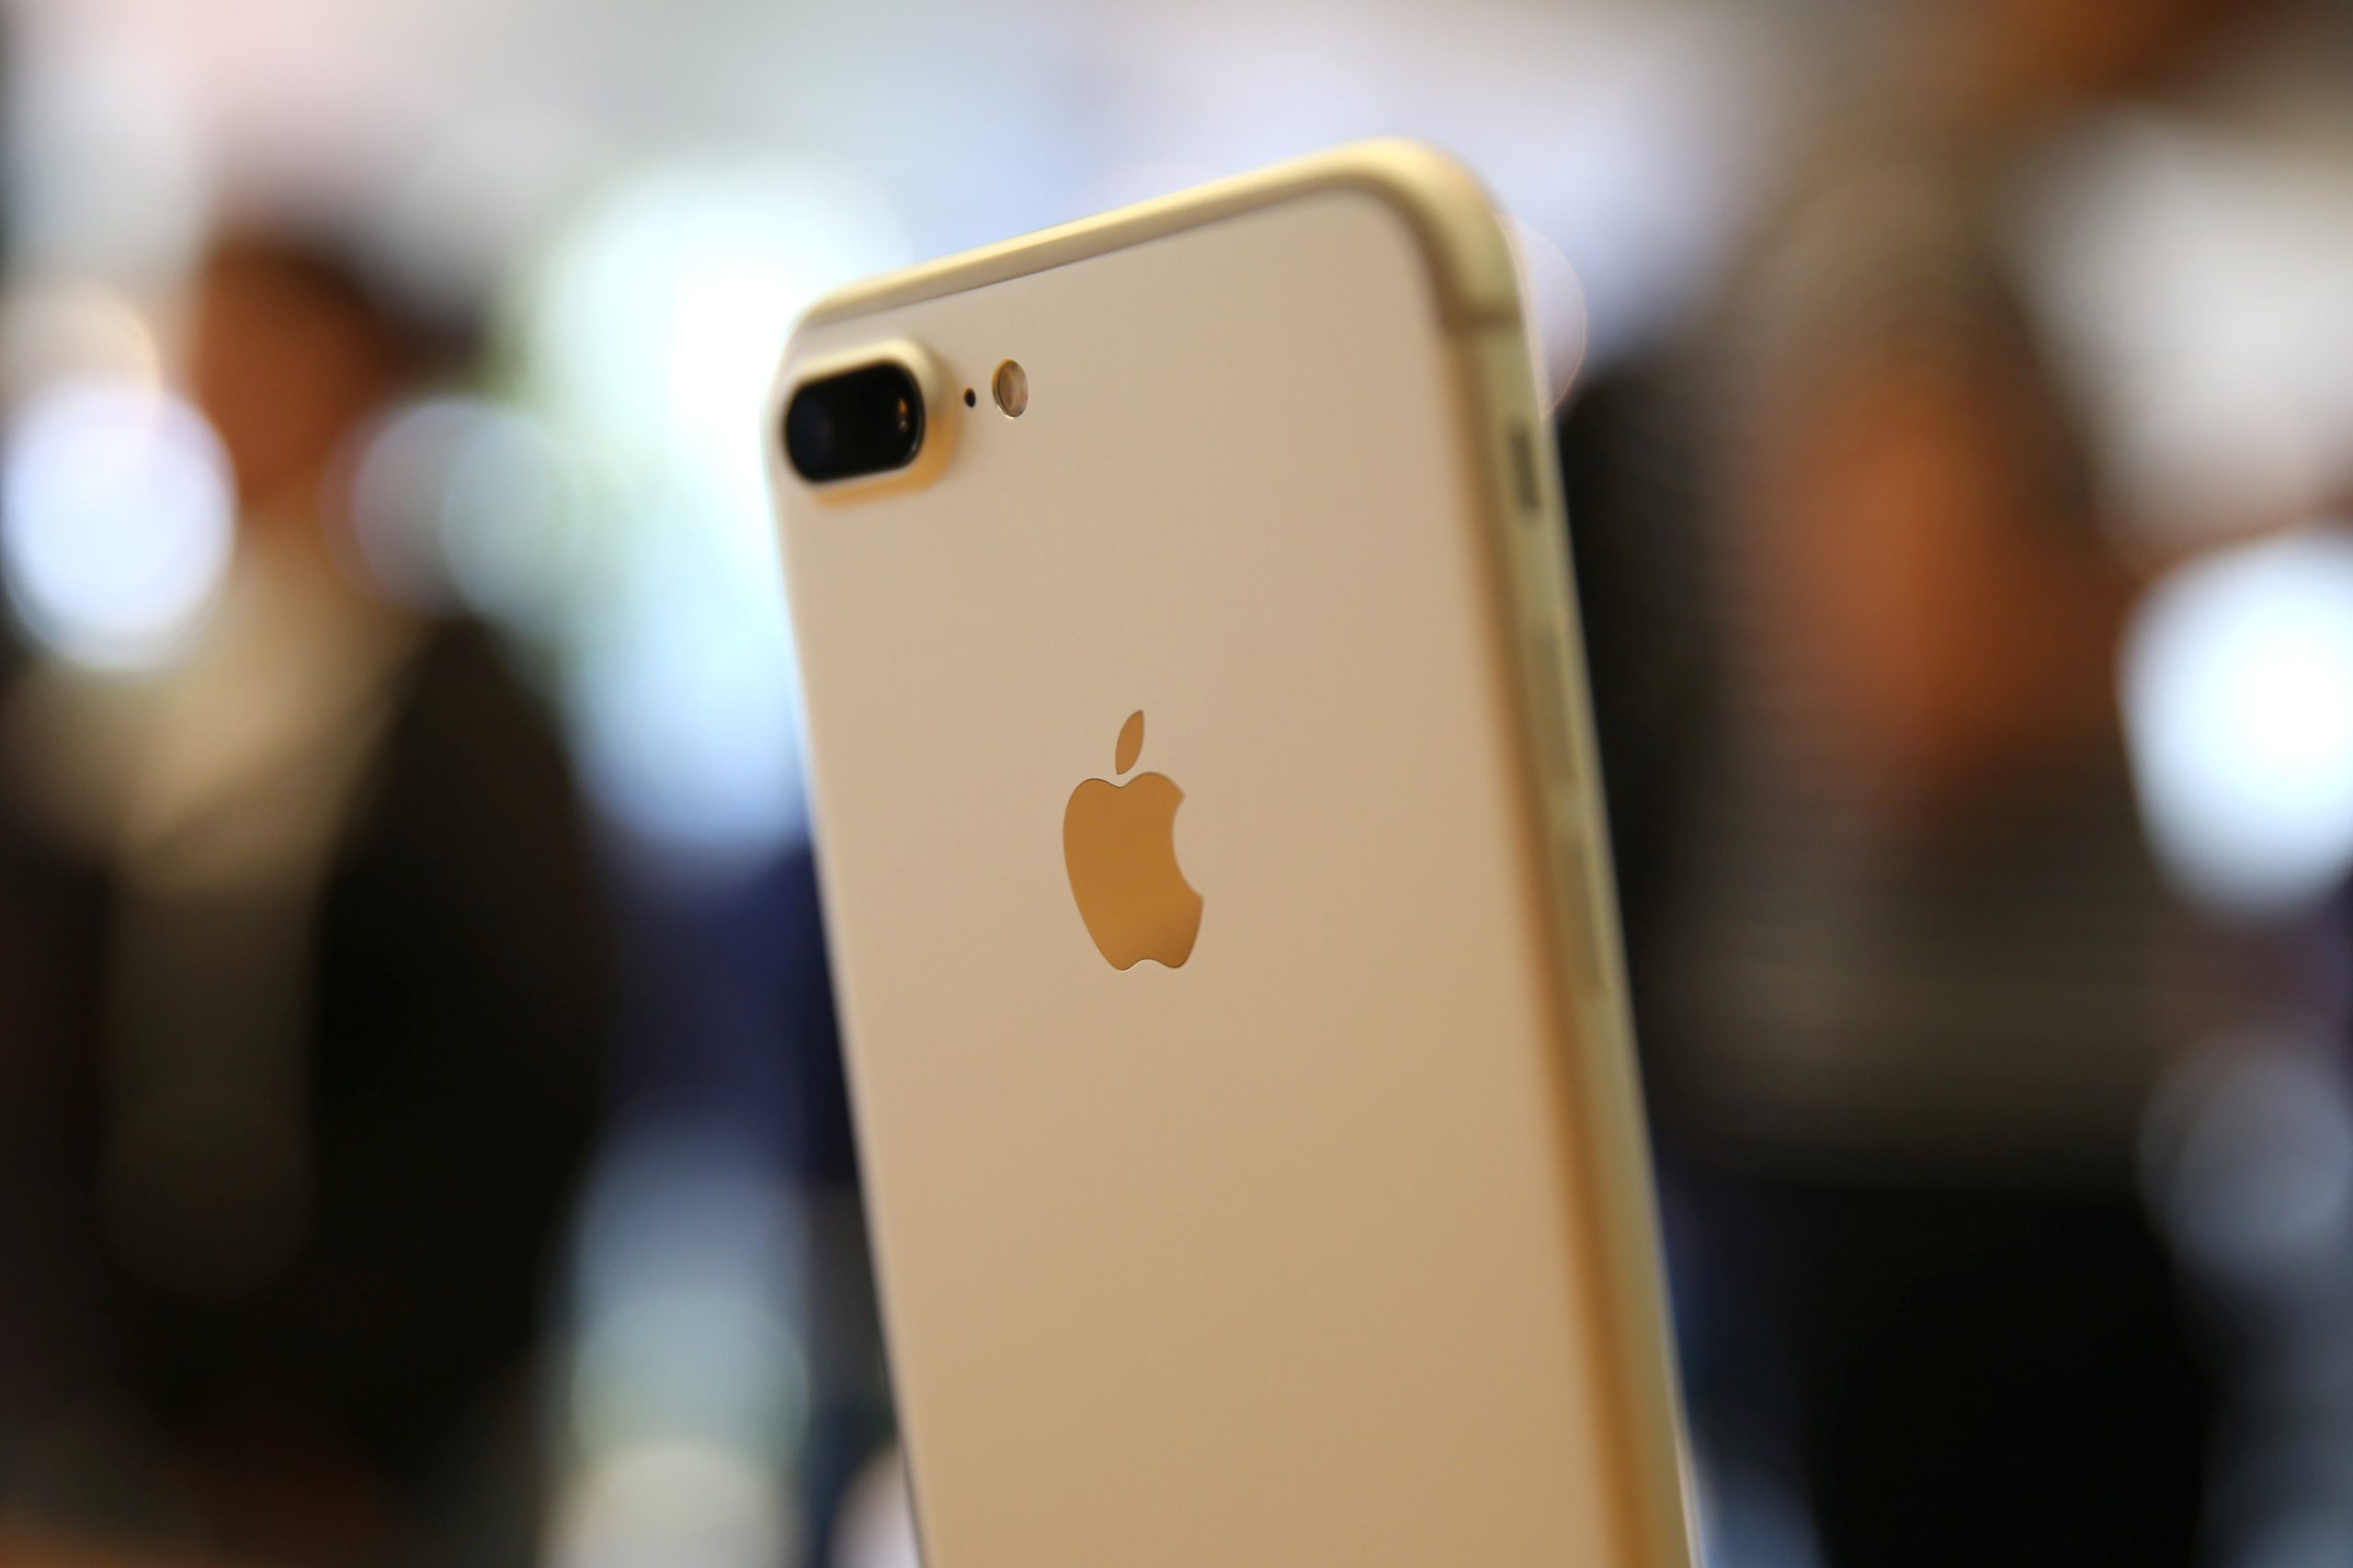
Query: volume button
[[1554, 826, 1605, 996], [1526, 628, 1577, 787], [1505, 421, 1541, 517]]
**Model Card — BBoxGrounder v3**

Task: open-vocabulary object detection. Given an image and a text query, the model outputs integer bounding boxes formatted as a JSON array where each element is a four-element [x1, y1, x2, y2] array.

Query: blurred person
[[1557, 2, 2347, 1563], [0, 233, 612, 1564]]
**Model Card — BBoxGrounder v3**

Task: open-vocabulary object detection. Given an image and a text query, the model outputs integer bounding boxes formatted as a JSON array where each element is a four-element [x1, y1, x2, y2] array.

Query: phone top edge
[[790, 139, 1524, 343]]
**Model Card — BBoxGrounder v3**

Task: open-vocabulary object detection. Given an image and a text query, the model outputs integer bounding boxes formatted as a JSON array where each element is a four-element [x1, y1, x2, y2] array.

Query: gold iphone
[[767, 142, 1690, 1568]]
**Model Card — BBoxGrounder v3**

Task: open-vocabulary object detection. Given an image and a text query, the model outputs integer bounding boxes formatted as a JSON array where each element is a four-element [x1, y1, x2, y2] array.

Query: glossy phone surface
[[768, 142, 1690, 1568]]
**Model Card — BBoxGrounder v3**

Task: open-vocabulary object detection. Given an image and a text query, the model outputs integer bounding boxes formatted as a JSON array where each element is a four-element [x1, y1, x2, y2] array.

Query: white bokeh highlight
[[3, 381, 235, 672], [2124, 527, 2353, 915]]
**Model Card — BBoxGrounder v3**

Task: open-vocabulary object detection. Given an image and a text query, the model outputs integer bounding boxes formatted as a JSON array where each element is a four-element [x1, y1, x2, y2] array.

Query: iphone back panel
[[767, 142, 1689, 1568]]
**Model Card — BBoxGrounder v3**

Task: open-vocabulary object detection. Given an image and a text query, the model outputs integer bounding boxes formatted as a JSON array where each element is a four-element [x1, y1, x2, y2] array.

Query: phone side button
[[1506, 421, 1542, 517], [1526, 629, 1578, 787], [1553, 827, 1606, 997]]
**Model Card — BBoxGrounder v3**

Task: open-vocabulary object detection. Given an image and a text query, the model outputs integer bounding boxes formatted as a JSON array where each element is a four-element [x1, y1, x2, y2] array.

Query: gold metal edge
[[791, 138, 1524, 338], [1451, 323, 1698, 1567]]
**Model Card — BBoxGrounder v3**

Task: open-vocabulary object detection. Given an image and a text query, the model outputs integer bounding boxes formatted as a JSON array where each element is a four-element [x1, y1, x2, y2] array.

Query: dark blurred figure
[[0, 234, 612, 1564], [1559, 2, 2331, 1564]]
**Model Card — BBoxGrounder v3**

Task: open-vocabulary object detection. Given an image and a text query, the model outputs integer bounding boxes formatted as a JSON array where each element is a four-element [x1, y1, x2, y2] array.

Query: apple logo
[[1063, 710, 1203, 970]]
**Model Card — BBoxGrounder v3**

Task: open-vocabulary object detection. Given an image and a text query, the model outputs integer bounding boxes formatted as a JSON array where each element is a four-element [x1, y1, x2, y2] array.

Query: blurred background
[[0, 0, 2347, 1564]]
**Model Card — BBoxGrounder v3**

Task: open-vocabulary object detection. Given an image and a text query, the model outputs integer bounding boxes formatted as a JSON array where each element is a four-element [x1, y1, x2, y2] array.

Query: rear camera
[[783, 361, 925, 483]]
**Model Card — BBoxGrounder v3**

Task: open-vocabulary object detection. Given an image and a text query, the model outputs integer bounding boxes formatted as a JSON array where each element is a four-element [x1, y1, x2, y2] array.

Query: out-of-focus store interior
[[0, 0, 2350, 1564]]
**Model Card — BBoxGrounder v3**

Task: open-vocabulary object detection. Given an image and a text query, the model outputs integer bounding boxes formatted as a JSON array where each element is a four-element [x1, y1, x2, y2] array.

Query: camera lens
[[783, 361, 925, 483]]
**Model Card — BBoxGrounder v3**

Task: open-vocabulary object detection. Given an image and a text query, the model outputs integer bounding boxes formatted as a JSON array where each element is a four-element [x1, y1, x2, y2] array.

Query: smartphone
[[767, 142, 1690, 1568]]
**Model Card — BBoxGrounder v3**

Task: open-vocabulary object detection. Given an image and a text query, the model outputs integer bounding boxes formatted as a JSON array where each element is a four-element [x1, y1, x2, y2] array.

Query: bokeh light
[[517, 154, 910, 528], [344, 392, 589, 631], [345, 395, 476, 612], [551, 1438, 795, 1568], [0, 278, 165, 408], [2146, 1035, 2353, 1289], [2, 380, 234, 671], [2123, 527, 2353, 915], [514, 155, 912, 870], [1506, 215, 1589, 410], [561, 1126, 811, 1568], [439, 400, 587, 636]]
